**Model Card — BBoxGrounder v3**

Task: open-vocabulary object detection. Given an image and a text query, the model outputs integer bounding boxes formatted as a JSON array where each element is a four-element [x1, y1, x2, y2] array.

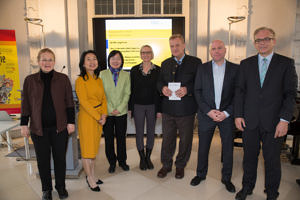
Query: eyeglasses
[[40, 59, 54, 62], [254, 37, 274, 44], [141, 51, 152, 55]]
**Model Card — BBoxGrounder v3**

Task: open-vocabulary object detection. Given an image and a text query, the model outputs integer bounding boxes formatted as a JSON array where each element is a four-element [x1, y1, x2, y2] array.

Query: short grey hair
[[253, 27, 276, 39]]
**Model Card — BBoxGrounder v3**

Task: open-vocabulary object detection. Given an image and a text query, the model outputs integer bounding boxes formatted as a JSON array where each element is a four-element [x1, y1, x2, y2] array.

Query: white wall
[[246, 0, 297, 57], [197, 0, 248, 63], [39, 0, 70, 79], [0, 0, 80, 87], [197, 0, 297, 64], [0, 0, 30, 88]]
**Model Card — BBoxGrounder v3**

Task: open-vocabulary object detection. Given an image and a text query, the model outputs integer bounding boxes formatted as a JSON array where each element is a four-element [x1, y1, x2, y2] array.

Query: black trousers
[[196, 114, 234, 181], [103, 114, 128, 165], [31, 128, 69, 191], [161, 113, 195, 169], [242, 126, 283, 199]]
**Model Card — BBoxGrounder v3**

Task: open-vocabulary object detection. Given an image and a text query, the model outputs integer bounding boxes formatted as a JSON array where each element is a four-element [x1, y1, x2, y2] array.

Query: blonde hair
[[140, 45, 154, 60], [37, 48, 55, 61], [169, 34, 185, 43]]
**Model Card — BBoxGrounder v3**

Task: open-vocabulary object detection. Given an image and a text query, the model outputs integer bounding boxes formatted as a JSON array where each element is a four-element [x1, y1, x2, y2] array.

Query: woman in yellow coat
[[75, 50, 107, 192]]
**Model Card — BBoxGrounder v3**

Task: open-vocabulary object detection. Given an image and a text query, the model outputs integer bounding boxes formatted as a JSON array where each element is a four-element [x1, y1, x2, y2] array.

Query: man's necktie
[[260, 58, 268, 87]]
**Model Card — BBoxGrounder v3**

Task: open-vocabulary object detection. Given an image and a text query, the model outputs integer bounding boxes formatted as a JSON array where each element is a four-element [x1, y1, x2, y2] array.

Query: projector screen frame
[[92, 17, 185, 71]]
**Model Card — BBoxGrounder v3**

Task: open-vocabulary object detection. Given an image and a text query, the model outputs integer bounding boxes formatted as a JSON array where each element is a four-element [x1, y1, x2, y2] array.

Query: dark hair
[[107, 50, 124, 69], [79, 50, 101, 81]]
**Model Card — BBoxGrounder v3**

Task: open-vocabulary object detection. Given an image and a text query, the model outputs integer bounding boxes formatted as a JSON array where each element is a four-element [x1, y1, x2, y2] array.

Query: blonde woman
[[129, 45, 161, 170]]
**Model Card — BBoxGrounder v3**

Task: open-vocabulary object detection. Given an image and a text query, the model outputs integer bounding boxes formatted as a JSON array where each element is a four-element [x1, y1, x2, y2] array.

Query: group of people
[[20, 26, 298, 200]]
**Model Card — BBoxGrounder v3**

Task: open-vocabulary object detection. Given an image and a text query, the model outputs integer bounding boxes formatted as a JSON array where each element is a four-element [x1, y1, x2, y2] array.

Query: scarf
[[109, 66, 122, 86]]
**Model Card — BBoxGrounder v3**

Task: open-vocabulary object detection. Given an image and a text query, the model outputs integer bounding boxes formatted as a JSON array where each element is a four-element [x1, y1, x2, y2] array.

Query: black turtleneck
[[21, 70, 75, 127], [40, 70, 57, 128]]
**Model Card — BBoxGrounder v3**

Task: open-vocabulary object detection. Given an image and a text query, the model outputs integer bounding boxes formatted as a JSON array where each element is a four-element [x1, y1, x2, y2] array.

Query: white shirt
[[212, 60, 229, 117]]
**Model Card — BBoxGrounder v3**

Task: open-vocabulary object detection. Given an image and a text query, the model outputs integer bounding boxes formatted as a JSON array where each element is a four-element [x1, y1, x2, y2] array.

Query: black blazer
[[234, 53, 298, 131], [157, 55, 202, 116], [194, 60, 239, 118]]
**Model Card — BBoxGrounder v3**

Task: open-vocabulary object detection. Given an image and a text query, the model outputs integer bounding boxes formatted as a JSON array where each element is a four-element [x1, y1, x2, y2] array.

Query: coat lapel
[[252, 55, 261, 90], [220, 61, 230, 106], [208, 61, 216, 108], [262, 53, 278, 89]]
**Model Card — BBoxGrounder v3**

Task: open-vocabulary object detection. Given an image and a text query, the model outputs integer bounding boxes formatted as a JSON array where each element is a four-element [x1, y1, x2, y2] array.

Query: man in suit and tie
[[191, 40, 238, 193], [235, 27, 298, 200], [157, 34, 202, 179]]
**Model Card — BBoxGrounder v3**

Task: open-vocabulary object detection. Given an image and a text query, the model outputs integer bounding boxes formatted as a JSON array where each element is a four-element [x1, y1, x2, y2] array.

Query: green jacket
[[100, 69, 131, 116]]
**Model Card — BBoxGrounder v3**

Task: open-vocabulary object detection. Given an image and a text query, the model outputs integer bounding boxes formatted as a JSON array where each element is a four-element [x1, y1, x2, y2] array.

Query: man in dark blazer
[[235, 27, 298, 200], [191, 40, 238, 193], [157, 34, 202, 179]]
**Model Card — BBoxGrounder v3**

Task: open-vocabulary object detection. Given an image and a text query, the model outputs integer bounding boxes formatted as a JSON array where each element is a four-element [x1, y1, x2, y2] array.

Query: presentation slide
[[105, 19, 172, 69]]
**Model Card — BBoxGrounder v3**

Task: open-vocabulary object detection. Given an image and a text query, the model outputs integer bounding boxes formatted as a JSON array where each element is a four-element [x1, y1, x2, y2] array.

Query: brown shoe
[[157, 167, 171, 178], [175, 168, 184, 179]]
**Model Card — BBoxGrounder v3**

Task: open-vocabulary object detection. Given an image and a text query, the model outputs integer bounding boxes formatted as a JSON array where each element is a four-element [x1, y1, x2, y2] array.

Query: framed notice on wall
[[0, 30, 21, 114]]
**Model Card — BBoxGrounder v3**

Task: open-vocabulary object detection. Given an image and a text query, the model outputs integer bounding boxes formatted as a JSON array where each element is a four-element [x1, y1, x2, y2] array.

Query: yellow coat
[[75, 74, 107, 158]]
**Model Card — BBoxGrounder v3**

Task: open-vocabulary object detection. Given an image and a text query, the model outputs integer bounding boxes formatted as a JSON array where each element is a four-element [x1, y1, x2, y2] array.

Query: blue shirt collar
[[258, 52, 274, 63], [212, 59, 226, 67], [174, 54, 185, 63]]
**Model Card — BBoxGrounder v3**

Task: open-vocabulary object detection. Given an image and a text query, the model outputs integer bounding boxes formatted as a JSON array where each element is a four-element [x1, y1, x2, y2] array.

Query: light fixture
[[227, 16, 246, 60], [24, 17, 45, 48]]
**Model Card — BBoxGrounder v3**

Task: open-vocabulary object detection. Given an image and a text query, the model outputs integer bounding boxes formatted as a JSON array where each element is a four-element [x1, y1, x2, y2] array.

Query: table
[[0, 120, 20, 151]]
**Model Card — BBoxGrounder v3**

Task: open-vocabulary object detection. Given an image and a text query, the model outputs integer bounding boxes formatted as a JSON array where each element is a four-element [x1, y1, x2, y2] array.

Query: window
[[94, 0, 184, 16], [116, 0, 135, 15], [142, 0, 161, 14], [95, 0, 113, 15], [163, 0, 182, 14]]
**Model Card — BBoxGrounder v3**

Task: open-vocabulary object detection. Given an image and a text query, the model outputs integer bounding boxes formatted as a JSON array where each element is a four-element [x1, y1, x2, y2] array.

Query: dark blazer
[[21, 70, 75, 136], [194, 60, 239, 119], [234, 53, 298, 131], [157, 55, 202, 116]]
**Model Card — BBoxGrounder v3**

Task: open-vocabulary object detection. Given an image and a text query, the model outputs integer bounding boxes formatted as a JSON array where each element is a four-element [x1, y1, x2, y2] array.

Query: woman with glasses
[[100, 50, 131, 173], [129, 45, 161, 170], [21, 48, 75, 200]]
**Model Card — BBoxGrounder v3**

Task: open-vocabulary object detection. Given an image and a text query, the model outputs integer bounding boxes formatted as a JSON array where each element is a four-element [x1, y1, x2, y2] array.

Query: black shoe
[[108, 165, 116, 173], [235, 188, 252, 200], [138, 150, 147, 170], [55, 187, 68, 199], [96, 179, 103, 185], [296, 179, 300, 186], [264, 189, 279, 199], [221, 180, 236, 193], [146, 148, 154, 169], [42, 190, 52, 200], [119, 162, 130, 171], [86, 176, 100, 192], [190, 176, 206, 186]]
